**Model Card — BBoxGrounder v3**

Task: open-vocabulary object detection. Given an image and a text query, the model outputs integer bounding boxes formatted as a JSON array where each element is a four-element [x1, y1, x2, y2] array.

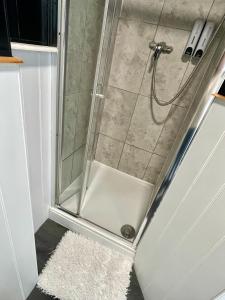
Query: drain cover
[[121, 224, 135, 239]]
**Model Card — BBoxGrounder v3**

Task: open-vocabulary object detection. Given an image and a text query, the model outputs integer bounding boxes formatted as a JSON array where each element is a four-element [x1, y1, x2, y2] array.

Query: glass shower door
[[79, 0, 122, 211], [57, 0, 121, 215], [57, 0, 107, 213]]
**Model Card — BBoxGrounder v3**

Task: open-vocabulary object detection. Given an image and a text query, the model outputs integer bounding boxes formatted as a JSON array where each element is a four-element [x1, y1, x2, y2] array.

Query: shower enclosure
[[56, 0, 153, 242], [55, 0, 224, 245]]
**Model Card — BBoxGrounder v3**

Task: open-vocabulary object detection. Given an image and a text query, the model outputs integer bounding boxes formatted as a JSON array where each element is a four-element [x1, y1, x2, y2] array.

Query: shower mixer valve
[[149, 41, 173, 60]]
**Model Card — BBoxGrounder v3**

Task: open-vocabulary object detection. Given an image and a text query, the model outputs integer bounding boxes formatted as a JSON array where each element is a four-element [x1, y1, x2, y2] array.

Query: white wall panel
[[0, 65, 38, 298], [0, 49, 56, 298], [135, 101, 225, 300], [0, 187, 24, 300], [13, 49, 57, 232]]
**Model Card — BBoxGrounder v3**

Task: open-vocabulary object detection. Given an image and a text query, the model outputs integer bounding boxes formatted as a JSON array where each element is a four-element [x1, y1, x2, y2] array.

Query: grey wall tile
[[65, 0, 103, 95], [140, 26, 190, 99], [118, 144, 152, 179], [143, 154, 165, 184], [65, 1, 88, 96], [65, 50, 84, 96], [74, 88, 91, 150], [61, 154, 73, 192], [62, 94, 78, 160], [62, 64, 93, 160], [67, 0, 87, 53], [126, 95, 170, 152], [61, 0, 105, 191], [121, 0, 164, 24], [208, 0, 225, 25], [174, 62, 201, 108], [154, 105, 187, 157], [160, 0, 214, 30], [74, 44, 102, 151], [95, 134, 124, 168], [82, 1, 105, 64], [71, 145, 85, 182], [109, 19, 157, 93], [100, 86, 137, 141]]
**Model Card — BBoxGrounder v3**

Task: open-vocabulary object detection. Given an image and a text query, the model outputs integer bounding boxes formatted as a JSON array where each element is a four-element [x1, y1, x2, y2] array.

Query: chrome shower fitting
[[149, 41, 173, 60], [149, 39, 187, 107], [148, 15, 224, 110]]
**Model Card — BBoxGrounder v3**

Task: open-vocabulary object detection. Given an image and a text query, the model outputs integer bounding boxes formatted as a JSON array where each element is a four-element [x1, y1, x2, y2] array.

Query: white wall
[[0, 65, 38, 298], [135, 100, 225, 300], [12, 49, 57, 232]]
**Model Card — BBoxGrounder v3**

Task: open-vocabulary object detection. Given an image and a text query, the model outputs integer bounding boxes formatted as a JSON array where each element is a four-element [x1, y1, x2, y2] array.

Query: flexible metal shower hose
[[150, 14, 225, 106]]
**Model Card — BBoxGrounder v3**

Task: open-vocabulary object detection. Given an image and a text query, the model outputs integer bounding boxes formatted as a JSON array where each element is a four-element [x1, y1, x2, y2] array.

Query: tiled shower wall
[[95, 0, 224, 185], [61, 0, 104, 192]]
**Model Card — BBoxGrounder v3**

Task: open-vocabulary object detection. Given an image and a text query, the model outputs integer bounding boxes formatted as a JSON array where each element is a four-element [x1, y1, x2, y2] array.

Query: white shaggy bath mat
[[37, 231, 133, 300]]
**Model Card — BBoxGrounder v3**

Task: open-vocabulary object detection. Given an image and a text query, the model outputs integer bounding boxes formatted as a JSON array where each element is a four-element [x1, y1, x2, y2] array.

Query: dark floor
[[27, 219, 144, 300]]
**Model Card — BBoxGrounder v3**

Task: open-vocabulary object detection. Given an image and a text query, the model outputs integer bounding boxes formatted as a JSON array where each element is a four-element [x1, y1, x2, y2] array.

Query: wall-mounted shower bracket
[[149, 41, 173, 59]]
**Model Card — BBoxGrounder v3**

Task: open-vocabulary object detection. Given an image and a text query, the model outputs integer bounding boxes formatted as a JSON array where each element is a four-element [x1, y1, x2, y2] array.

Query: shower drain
[[121, 225, 136, 239]]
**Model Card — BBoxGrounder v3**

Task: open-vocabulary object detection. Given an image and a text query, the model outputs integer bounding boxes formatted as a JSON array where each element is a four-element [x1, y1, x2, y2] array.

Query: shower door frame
[[55, 0, 69, 202]]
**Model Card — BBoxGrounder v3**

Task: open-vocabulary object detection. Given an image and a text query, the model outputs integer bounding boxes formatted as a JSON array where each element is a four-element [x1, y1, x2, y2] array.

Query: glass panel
[[57, 0, 106, 213], [80, 0, 122, 207]]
